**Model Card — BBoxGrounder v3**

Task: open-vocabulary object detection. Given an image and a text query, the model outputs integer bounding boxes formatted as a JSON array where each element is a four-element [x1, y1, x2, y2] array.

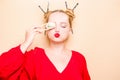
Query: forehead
[[48, 12, 69, 22]]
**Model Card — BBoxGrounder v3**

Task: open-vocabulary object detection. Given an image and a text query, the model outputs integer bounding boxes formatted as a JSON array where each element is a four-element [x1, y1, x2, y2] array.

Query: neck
[[48, 41, 67, 53]]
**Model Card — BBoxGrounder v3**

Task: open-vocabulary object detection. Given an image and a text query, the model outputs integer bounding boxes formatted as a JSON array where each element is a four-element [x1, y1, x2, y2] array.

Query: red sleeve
[[0, 45, 24, 80], [19, 49, 36, 80], [82, 56, 91, 80]]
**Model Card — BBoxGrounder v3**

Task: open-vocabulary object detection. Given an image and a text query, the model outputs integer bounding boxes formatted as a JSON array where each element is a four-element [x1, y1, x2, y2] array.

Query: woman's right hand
[[20, 26, 44, 53]]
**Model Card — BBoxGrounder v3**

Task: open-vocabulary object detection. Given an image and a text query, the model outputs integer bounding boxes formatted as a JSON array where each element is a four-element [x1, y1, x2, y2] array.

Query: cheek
[[61, 30, 70, 37], [61, 28, 71, 34], [46, 30, 55, 38]]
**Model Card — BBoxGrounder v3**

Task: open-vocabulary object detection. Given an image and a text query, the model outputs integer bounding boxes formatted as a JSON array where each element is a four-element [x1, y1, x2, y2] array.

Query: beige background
[[0, 0, 120, 80]]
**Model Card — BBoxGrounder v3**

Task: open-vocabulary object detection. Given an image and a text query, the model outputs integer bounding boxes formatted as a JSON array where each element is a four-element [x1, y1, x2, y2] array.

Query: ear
[[69, 28, 73, 34]]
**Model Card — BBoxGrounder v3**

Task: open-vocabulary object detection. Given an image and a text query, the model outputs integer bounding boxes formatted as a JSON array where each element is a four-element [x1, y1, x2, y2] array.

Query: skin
[[20, 11, 72, 73], [47, 12, 71, 43]]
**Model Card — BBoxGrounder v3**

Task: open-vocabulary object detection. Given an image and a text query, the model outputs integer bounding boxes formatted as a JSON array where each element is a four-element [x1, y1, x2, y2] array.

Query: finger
[[33, 27, 41, 29], [34, 27, 44, 33]]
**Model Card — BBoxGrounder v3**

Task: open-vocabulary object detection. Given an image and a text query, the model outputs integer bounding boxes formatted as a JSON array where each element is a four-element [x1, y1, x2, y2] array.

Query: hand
[[25, 26, 44, 44], [20, 26, 44, 53]]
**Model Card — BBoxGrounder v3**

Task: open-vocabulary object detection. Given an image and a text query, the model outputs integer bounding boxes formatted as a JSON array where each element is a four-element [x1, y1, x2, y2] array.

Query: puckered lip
[[54, 33, 60, 38]]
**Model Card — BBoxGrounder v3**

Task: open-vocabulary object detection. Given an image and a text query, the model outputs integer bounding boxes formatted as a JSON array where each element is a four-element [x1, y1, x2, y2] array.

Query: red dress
[[0, 46, 90, 80]]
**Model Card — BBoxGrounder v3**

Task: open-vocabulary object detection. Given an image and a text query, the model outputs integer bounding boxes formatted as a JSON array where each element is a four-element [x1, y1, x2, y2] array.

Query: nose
[[55, 25, 60, 32]]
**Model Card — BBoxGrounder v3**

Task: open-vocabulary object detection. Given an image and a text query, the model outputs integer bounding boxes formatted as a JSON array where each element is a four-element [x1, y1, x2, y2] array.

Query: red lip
[[54, 33, 60, 38]]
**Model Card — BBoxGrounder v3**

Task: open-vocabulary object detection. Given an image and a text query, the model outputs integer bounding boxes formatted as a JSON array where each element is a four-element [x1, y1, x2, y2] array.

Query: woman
[[0, 5, 90, 80]]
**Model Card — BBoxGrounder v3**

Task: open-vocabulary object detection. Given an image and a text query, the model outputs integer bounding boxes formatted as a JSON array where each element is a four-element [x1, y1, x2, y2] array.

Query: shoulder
[[33, 47, 45, 55], [25, 47, 44, 56], [72, 50, 85, 58], [34, 47, 44, 51], [25, 47, 45, 61], [72, 50, 86, 61]]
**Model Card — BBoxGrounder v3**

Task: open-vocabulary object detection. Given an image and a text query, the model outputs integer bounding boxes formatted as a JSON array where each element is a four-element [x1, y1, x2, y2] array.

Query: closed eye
[[60, 23, 67, 28]]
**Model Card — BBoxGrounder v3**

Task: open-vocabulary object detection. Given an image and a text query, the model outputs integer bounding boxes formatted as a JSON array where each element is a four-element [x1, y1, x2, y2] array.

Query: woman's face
[[46, 12, 71, 43]]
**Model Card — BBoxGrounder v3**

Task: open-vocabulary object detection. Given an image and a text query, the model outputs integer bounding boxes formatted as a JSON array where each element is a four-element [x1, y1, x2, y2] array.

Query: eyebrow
[[60, 22, 68, 24], [60, 22, 69, 26]]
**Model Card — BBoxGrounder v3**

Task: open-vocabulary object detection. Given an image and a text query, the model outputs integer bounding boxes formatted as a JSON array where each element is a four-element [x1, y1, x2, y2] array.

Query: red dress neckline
[[42, 49, 73, 74]]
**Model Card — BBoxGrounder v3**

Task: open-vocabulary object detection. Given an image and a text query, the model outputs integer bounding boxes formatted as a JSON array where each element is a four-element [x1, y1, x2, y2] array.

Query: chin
[[50, 37, 69, 43]]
